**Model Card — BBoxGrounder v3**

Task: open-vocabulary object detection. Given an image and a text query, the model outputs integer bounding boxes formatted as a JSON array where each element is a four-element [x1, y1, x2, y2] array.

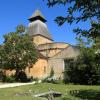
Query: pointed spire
[[31, 9, 44, 19], [28, 9, 47, 22]]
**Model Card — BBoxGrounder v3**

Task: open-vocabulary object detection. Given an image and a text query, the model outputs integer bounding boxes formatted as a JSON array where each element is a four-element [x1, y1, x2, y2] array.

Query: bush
[[42, 67, 63, 84], [32, 77, 38, 81], [0, 70, 3, 80], [42, 77, 63, 84], [2, 75, 15, 83], [16, 70, 31, 82], [42, 77, 55, 83], [26, 76, 33, 82], [63, 48, 100, 85]]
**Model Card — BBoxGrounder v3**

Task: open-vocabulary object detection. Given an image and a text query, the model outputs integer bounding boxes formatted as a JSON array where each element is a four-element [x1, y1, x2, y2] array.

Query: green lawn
[[0, 83, 100, 100]]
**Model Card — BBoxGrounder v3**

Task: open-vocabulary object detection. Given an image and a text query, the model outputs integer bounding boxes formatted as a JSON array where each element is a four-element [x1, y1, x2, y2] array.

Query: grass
[[0, 83, 100, 100]]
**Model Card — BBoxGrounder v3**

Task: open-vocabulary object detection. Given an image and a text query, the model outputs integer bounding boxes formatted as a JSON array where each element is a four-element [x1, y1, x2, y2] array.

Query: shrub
[[2, 75, 15, 83], [50, 67, 54, 77], [32, 78, 39, 81], [26, 76, 33, 82], [42, 77, 55, 83], [0, 70, 3, 81], [63, 49, 100, 85], [16, 70, 31, 82], [42, 77, 63, 84]]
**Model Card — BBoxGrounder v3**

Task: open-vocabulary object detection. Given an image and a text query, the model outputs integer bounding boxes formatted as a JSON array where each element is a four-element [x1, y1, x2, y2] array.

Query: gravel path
[[0, 82, 35, 89]]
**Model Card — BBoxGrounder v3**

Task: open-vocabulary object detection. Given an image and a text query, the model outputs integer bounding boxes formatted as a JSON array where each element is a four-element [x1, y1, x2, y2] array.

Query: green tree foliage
[[46, 0, 99, 24], [45, 0, 100, 48], [45, 0, 100, 58], [63, 39, 100, 85], [45, 0, 100, 39], [44, 0, 100, 85], [0, 25, 38, 81]]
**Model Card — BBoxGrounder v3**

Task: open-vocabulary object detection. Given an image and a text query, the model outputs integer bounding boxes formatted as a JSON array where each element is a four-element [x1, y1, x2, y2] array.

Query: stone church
[[5, 10, 79, 79], [24, 10, 79, 79]]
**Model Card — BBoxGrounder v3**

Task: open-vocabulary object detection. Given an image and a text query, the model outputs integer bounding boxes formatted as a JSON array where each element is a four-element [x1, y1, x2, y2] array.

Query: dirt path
[[0, 82, 35, 89]]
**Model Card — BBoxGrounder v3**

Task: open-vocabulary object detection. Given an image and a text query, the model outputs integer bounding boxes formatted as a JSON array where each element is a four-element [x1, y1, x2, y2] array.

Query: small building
[[24, 10, 80, 79]]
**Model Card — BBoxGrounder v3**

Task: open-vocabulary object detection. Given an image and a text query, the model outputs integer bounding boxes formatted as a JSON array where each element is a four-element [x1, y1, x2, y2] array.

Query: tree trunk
[[15, 68, 20, 81]]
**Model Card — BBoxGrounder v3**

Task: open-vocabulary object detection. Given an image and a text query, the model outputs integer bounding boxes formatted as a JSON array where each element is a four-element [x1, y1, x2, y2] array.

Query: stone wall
[[33, 35, 52, 45], [48, 58, 64, 79], [40, 49, 61, 57], [38, 42, 69, 57], [48, 46, 80, 79], [5, 58, 48, 79], [25, 58, 48, 79]]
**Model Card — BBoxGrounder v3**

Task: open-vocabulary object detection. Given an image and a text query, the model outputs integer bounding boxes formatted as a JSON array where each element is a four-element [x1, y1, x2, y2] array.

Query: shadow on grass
[[70, 89, 100, 100]]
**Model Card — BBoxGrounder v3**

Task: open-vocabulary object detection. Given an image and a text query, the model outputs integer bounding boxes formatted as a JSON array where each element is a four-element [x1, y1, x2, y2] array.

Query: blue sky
[[0, 0, 91, 45]]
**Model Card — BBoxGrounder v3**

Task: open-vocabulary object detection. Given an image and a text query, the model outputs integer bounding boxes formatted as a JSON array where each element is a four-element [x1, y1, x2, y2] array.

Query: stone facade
[[32, 35, 52, 45], [6, 10, 79, 79], [25, 58, 48, 79]]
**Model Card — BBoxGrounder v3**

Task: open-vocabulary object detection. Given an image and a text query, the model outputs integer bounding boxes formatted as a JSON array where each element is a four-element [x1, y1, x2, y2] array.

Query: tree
[[63, 38, 100, 85], [46, 0, 99, 23], [44, 0, 100, 39], [63, 41, 100, 85], [45, 0, 100, 59], [45, 0, 100, 47], [0, 25, 38, 81], [44, 0, 100, 85]]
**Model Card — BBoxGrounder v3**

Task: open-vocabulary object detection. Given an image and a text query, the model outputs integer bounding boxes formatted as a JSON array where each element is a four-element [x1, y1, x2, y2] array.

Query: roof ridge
[[51, 45, 70, 58], [38, 42, 70, 46]]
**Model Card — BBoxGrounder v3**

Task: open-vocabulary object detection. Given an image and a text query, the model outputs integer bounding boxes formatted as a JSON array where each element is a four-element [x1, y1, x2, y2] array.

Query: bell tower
[[28, 10, 53, 45]]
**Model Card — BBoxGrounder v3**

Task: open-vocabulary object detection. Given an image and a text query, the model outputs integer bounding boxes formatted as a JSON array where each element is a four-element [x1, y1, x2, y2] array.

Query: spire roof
[[28, 9, 47, 22], [31, 9, 44, 19], [28, 9, 53, 40], [28, 20, 52, 40]]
